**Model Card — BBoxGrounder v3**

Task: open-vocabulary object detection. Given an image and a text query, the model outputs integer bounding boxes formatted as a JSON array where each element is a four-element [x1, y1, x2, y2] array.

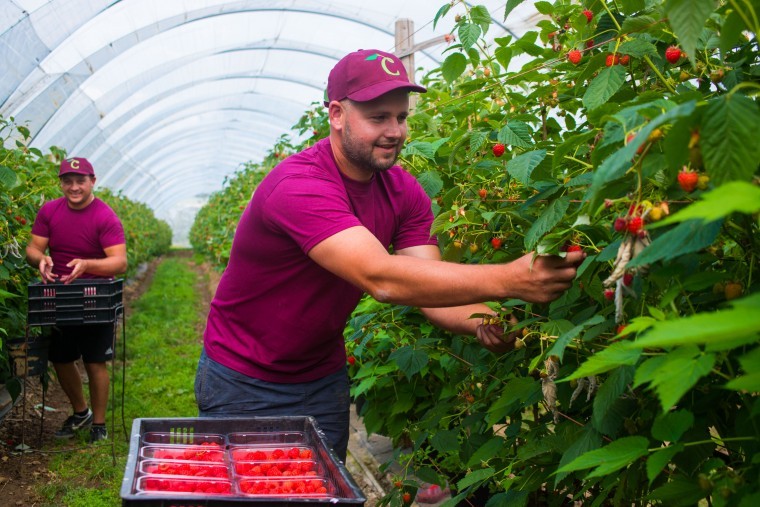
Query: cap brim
[[59, 170, 93, 176], [347, 81, 427, 103]]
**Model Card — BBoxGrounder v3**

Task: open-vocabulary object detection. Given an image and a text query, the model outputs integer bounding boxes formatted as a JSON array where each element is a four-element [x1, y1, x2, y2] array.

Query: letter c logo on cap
[[70, 159, 80, 170], [380, 56, 401, 76]]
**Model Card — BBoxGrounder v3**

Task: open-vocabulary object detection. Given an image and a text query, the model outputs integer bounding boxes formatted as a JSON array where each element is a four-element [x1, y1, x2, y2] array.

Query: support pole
[[394, 19, 417, 111]]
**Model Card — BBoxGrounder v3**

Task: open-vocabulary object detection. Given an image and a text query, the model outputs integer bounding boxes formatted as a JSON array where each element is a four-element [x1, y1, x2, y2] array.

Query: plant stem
[[601, 2, 622, 31], [564, 155, 593, 169], [643, 55, 676, 93], [648, 436, 756, 453]]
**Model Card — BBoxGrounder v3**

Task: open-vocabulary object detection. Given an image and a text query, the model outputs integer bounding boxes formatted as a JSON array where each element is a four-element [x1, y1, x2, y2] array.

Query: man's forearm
[[76, 256, 128, 277], [421, 303, 494, 336], [25, 245, 48, 268]]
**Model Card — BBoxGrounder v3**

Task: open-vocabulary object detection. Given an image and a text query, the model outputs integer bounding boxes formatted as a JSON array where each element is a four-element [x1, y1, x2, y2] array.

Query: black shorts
[[48, 323, 116, 364]]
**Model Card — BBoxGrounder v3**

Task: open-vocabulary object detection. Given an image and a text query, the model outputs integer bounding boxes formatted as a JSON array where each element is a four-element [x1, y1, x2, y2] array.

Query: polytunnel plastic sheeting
[[1, 0, 541, 245]]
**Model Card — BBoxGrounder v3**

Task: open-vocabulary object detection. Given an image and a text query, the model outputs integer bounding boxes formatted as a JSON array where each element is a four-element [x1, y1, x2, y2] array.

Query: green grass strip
[[40, 256, 206, 506]]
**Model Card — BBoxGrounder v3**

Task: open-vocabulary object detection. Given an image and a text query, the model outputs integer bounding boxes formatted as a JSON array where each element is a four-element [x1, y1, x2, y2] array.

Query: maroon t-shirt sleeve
[[262, 173, 362, 254], [99, 209, 126, 249]]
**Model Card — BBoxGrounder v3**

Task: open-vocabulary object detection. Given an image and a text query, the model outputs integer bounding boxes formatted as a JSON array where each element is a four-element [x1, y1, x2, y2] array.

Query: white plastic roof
[[1, 0, 540, 244]]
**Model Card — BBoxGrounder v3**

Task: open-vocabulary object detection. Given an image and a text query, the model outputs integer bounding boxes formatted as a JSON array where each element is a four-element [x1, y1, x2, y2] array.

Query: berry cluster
[[231, 446, 313, 462], [234, 460, 319, 477], [605, 53, 630, 66], [239, 478, 329, 496], [141, 477, 232, 494], [143, 461, 228, 478], [148, 442, 225, 462]]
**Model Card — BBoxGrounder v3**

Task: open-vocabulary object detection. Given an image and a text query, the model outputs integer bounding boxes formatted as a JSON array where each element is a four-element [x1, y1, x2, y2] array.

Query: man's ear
[[328, 101, 346, 132]]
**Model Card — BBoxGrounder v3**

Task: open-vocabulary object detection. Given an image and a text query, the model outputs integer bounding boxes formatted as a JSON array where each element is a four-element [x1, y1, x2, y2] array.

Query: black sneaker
[[54, 409, 93, 439], [89, 425, 108, 443]]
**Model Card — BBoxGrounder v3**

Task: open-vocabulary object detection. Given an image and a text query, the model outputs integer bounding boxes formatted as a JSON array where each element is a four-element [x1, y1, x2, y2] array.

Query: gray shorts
[[194, 348, 351, 461]]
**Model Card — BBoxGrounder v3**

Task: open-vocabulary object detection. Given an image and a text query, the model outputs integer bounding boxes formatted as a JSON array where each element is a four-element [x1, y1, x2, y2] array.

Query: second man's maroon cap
[[59, 157, 95, 177]]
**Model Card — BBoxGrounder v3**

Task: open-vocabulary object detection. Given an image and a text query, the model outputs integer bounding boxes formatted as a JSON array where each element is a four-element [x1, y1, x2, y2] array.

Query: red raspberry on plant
[[619, 54, 630, 65], [627, 217, 643, 234], [623, 273, 634, 286], [478, 188, 487, 199], [403, 492, 412, 504], [604, 289, 615, 301], [566, 245, 583, 253], [492, 143, 505, 157], [491, 237, 502, 250], [605, 53, 619, 67], [347, 355, 356, 365], [677, 169, 699, 193], [613, 217, 627, 232], [567, 49, 582, 65], [582, 9, 593, 23], [665, 45, 682, 64], [586, 39, 594, 49]]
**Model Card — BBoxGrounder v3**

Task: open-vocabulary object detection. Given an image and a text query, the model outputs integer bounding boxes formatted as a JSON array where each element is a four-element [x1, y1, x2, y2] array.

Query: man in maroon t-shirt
[[196, 49, 584, 461], [26, 157, 127, 443]]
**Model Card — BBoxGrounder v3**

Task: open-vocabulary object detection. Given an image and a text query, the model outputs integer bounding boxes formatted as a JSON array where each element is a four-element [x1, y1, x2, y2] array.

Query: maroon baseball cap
[[59, 157, 95, 177], [324, 49, 426, 106]]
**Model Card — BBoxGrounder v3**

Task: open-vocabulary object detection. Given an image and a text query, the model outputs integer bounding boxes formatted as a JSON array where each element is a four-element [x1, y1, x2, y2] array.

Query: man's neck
[[67, 193, 95, 210]]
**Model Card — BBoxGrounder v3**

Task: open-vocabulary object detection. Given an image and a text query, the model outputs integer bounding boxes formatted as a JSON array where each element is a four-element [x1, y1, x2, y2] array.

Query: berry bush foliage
[[347, 1, 760, 506], [0, 115, 171, 394]]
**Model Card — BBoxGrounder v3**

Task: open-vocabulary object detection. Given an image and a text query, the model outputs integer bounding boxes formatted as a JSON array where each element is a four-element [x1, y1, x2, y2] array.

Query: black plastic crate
[[27, 305, 123, 326], [121, 417, 366, 507], [27, 279, 123, 326]]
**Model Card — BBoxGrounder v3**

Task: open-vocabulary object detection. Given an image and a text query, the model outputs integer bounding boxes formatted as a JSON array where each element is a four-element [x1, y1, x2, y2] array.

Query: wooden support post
[[394, 18, 418, 111]]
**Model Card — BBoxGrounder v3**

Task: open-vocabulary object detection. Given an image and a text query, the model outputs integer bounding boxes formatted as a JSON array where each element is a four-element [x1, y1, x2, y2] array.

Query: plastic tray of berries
[[230, 445, 314, 462], [139, 459, 230, 479], [136, 476, 233, 496], [237, 478, 332, 497], [140, 444, 226, 463], [121, 416, 365, 506]]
